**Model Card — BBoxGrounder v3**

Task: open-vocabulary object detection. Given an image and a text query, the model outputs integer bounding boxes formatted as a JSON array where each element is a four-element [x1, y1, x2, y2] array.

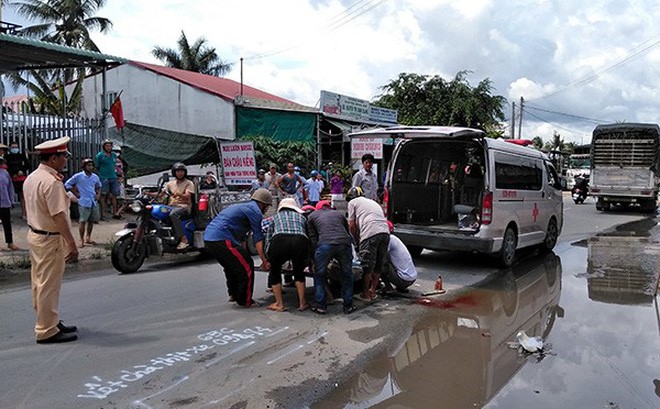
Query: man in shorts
[[346, 186, 390, 302], [65, 158, 101, 247]]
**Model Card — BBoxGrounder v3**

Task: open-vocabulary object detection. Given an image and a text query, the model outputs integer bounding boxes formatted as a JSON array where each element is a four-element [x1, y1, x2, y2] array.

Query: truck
[[565, 144, 591, 189], [590, 123, 660, 213]]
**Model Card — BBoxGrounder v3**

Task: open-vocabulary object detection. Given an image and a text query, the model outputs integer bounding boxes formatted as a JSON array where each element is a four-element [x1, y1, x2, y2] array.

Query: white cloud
[[3, 0, 660, 143]]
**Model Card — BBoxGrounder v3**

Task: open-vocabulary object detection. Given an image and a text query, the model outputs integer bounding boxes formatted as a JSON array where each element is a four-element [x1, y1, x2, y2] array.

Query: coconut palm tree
[[11, 0, 112, 51], [152, 31, 232, 76]]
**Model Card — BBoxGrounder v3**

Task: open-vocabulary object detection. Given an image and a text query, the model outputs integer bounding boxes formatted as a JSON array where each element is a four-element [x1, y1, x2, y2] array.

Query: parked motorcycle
[[572, 176, 589, 204], [111, 193, 206, 274]]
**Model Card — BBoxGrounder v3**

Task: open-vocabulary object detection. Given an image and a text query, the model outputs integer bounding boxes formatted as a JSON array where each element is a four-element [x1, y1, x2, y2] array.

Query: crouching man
[[204, 188, 272, 307], [382, 234, 417, 294]]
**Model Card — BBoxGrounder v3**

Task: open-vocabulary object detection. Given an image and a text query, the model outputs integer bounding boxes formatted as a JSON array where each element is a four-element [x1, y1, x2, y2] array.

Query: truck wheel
[[499, 226, 517, 268], [111, 234, 147, 274], [641, 199, 657, 213]]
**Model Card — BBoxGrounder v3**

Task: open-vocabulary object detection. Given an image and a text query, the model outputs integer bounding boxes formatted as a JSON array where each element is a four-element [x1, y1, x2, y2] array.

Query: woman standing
[[265, 198, 310, 312], [0, 157, 20, 251]]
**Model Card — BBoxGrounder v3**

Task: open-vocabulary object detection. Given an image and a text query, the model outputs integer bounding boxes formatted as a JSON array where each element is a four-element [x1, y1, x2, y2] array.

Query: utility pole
[[518, 96, 524, 139], [240, 57, 244, 96], [510, 102, 516, 139]]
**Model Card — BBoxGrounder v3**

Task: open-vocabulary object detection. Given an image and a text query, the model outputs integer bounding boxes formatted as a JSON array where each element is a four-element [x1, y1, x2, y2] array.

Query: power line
[[534, 34, 660, 100], [522, 107, 590, 137], [525, 103, 607, 124]]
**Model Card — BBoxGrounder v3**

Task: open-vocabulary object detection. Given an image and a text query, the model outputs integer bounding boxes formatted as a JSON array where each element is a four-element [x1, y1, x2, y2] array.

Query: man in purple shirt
[[0, 157, 19, 250], [204, 188, 272, 307]]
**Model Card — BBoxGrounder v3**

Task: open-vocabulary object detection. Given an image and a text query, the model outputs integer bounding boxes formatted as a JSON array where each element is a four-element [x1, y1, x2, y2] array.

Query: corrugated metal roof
[[130, 61, 301, 105], [0, 33, 126, 72]]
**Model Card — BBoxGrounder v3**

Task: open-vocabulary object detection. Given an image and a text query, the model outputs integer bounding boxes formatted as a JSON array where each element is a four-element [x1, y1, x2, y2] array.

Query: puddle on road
[[313, 217, 660, 408], [313, 253, 563, 409]]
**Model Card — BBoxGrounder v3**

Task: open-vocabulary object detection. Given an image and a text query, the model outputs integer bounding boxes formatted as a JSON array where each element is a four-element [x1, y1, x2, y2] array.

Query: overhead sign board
[[220, 141, 257, 185], [351, 137, 383, 159], [320, 90, 398, 125]]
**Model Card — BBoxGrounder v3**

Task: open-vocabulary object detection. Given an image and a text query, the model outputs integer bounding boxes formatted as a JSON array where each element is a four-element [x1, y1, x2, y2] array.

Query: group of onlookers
[[0, 142, 31, 251], [203, 153, 418, 315]]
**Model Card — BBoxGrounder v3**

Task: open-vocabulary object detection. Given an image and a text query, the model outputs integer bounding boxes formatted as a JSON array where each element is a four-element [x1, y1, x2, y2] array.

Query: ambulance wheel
[[499, 226, 517, 268], [539, 217, 558, 253]]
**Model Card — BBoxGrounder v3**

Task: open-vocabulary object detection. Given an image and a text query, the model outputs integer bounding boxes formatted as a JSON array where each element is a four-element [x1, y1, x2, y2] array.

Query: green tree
[[9, 69, 85, 116], [11, 0, 112, 51], [374, 71, 507, 136], [152, 31, 232, 76], [8, 0, 113, 114], [239, 136, 316, 174], [531, 136, 544, 150]]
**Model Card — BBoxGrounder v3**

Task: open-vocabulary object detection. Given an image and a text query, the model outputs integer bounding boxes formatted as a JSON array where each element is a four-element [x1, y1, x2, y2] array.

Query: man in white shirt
[[382, 234, 417, 292]]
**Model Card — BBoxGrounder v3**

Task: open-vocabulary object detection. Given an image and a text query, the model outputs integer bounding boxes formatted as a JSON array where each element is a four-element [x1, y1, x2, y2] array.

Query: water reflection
[[315, 253, 562, 409], [587, 234, 660, 305]]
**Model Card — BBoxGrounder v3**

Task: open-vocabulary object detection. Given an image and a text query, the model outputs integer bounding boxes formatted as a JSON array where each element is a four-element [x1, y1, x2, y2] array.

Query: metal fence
[[1, 101, 105, 175]]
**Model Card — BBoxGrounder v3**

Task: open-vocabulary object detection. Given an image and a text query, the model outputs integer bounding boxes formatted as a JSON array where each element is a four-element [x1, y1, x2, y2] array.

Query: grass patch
[[87, 250, 108, 260], [0, 255, 32, 270], [104, 239, 116, 251]]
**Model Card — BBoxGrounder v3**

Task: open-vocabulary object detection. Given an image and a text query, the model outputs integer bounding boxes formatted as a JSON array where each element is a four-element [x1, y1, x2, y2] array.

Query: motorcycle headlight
[[130, 200, 143, 213]]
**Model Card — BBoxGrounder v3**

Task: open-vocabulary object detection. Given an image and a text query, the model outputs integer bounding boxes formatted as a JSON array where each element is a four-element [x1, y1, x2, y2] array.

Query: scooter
[[571, 178, 589, 204], [111, 193, 207, 274]]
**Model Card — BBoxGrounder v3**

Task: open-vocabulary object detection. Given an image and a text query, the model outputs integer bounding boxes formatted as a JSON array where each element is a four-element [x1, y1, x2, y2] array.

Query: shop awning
[[0, 33, 125, 73], [325, 118, 353, 134], [109, 122, 220, 176], [236, 106, 317, 142]]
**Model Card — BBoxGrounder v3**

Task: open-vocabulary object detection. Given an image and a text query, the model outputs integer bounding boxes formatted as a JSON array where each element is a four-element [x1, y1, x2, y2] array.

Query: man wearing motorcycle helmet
[[204, 188, 273, 308], [161, 162, 195, 250]]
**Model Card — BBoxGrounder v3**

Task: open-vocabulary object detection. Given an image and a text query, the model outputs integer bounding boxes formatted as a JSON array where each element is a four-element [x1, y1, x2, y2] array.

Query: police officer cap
[[34, 136, 71, 154]]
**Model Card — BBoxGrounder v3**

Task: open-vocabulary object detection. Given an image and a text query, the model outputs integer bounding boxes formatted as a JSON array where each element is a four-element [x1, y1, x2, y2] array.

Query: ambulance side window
[[545, 162, 562, 190]]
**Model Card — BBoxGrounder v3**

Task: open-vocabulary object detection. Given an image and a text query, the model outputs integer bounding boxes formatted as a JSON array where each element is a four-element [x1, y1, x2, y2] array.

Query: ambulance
[[349, 126, 564, 267]]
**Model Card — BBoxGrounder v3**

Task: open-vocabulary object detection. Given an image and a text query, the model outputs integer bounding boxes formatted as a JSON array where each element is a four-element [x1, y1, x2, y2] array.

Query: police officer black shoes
[[36, 331, 78, 344], [57, 320, 78, 333]]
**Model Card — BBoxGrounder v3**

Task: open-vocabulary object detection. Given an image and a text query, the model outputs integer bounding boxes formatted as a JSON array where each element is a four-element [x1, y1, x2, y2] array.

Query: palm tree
[[152, 31, 232, 76], [11, 0, 112, 51]]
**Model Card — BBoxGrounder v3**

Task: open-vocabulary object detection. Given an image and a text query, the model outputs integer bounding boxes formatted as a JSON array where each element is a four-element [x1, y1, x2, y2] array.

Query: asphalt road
[[0, 194, 651, 408]]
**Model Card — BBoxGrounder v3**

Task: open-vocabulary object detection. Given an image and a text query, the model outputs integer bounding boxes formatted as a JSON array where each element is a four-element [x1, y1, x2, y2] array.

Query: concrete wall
[[78, 64, 235, 140]]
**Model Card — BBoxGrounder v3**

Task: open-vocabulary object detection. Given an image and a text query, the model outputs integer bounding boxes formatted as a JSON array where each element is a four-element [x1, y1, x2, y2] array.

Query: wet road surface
[[1, 195, 658, 408], [319, 211, 660, 408]]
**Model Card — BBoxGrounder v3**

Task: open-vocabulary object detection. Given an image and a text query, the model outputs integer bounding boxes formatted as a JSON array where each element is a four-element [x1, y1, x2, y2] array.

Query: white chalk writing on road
[[77, 326, 273, 400]]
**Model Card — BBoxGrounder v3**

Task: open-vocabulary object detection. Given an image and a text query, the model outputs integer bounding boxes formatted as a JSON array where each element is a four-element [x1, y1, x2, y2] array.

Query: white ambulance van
[[349, 126, 563, 267]]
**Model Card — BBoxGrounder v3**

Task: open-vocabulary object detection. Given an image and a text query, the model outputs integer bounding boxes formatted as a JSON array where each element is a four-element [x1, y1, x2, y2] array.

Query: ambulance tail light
[[481, 191, 493, 225], [382, 187, 390, 217]]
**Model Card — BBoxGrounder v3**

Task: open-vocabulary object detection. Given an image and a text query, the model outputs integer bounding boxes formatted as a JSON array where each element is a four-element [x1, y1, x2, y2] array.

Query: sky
[[2, 0, 660, 144]]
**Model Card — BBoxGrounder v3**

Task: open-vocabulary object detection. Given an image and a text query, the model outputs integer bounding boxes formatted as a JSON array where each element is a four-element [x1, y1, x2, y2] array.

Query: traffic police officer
[[24, 136, 79, 344]]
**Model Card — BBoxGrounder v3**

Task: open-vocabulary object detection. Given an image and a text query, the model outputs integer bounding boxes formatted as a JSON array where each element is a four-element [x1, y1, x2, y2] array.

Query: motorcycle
[[111, 192, 208, 274], [571, 177, 589, 204]]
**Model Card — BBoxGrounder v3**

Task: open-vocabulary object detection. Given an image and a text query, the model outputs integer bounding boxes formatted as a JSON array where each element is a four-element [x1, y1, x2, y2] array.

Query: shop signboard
[[321, 90, 397, 125], [220, 141, 257, 185], [351, 137, 383, 159]]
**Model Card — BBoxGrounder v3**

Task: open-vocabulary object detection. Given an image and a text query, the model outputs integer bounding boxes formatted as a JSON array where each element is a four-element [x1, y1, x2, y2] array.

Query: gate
[[1, 101, 104, 175]]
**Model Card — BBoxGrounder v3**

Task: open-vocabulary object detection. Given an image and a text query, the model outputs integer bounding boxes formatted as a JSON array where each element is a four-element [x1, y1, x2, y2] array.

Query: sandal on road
[[267, 303, 288, 312]]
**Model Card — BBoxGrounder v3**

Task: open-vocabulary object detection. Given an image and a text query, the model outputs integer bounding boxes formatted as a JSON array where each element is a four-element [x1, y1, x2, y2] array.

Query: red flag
[[110, 96, 125, 129]]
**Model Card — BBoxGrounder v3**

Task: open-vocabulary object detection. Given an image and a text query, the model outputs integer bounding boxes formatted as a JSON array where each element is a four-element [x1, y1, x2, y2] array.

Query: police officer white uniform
[[24, 136, 80, 344]]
